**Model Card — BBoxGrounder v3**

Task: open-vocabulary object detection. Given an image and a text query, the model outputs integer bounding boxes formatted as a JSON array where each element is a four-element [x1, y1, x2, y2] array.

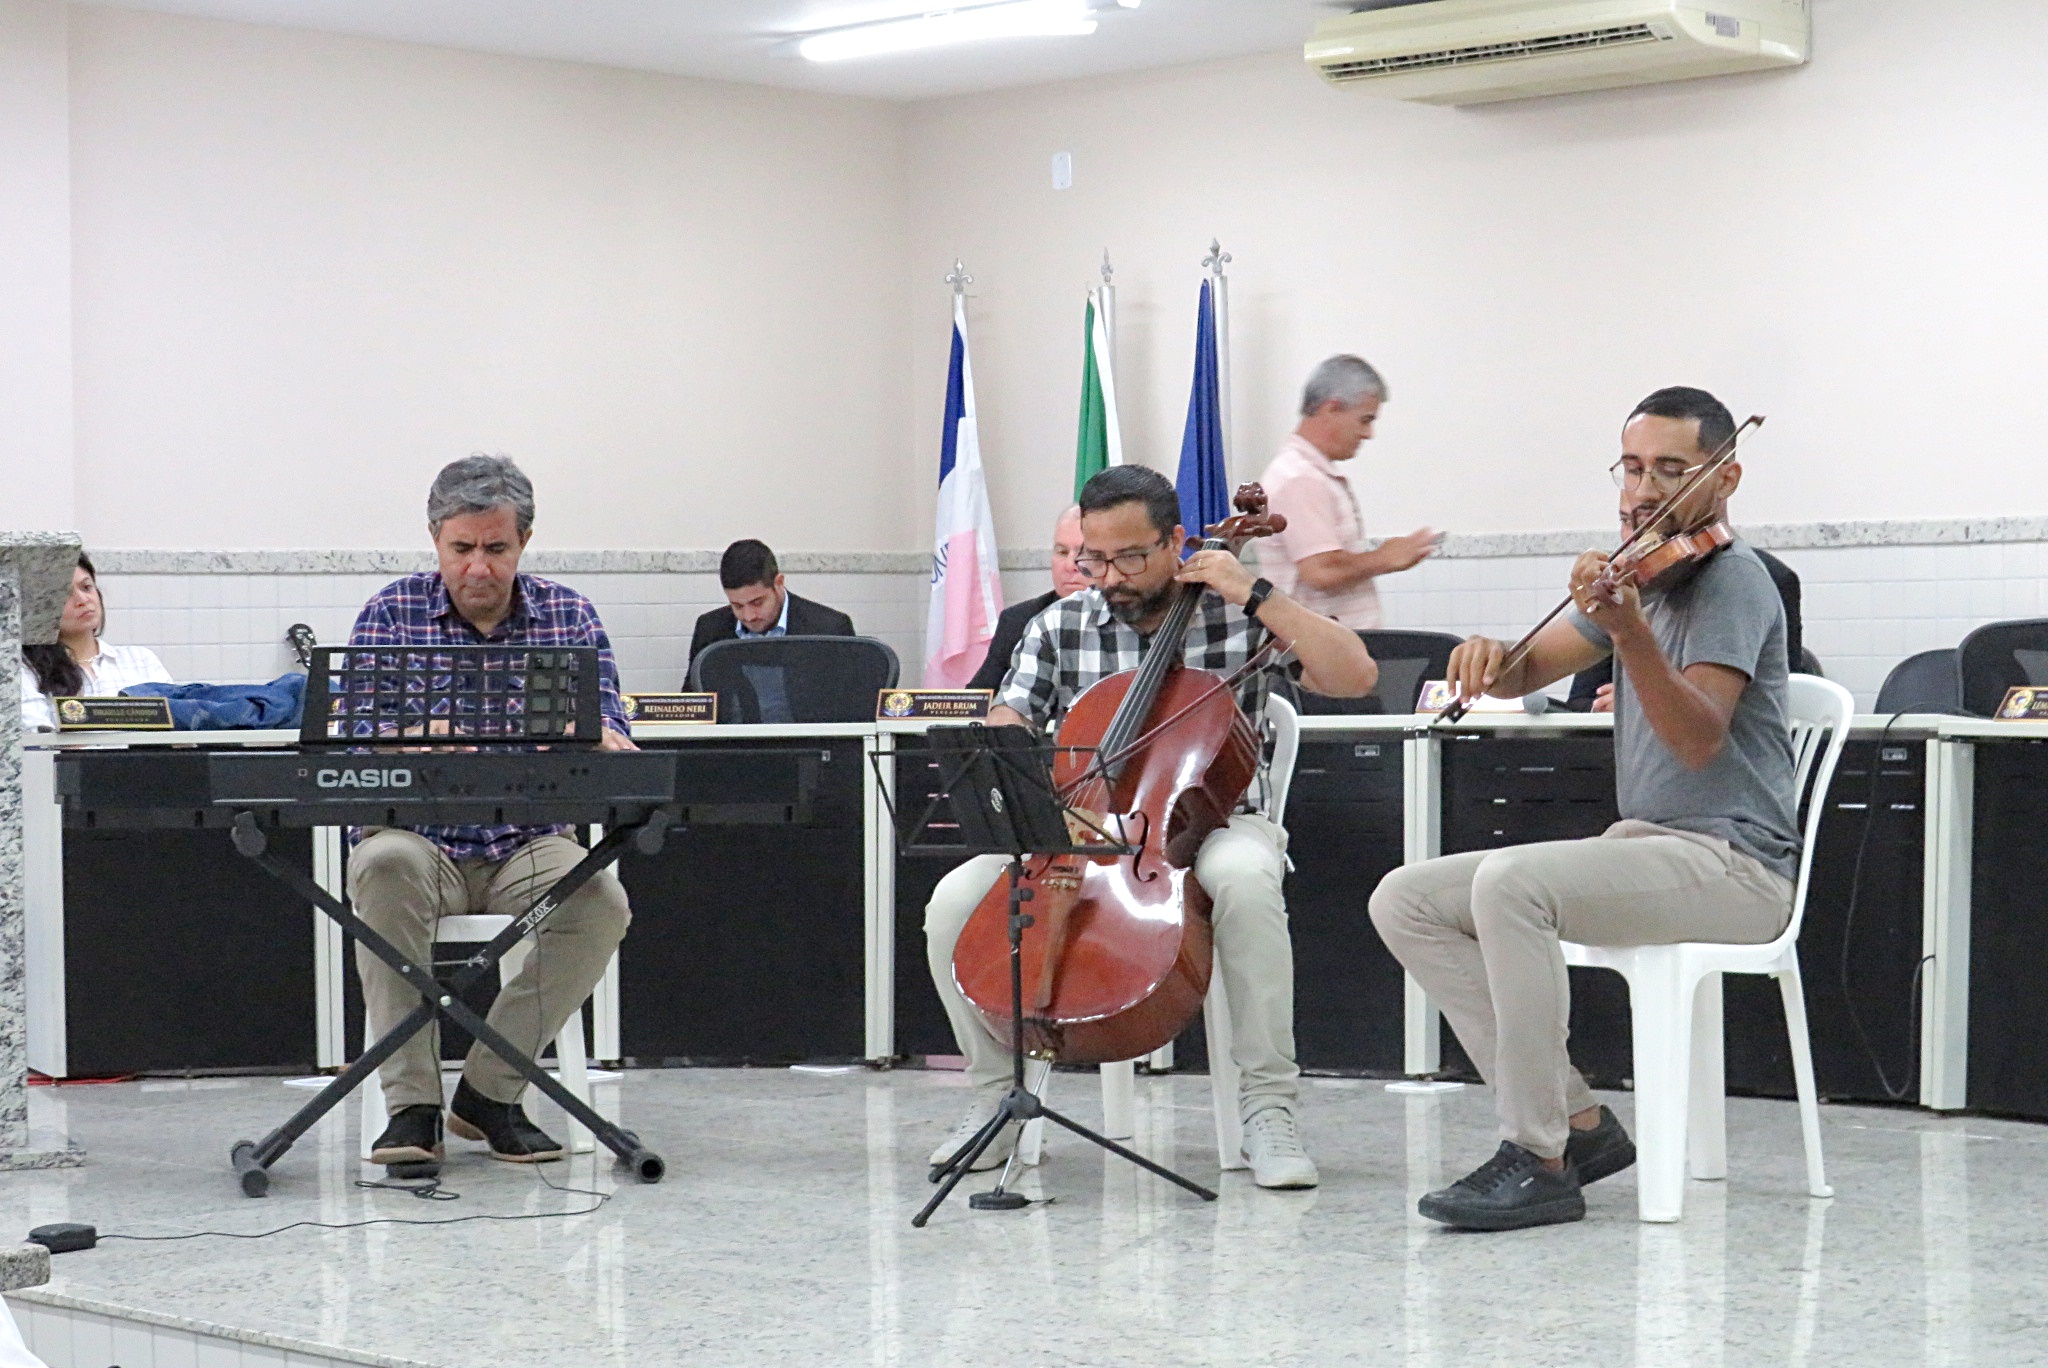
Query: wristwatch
[[1243, 577, 1276, 623]]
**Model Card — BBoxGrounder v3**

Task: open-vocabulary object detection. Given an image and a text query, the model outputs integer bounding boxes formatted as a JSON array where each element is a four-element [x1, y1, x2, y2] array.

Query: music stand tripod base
[[902, 726, 1219, 1227]]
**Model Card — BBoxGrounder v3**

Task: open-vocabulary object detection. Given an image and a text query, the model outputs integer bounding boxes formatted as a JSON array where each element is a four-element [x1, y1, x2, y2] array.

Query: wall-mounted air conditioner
[[1305, 0, 1810, 106]]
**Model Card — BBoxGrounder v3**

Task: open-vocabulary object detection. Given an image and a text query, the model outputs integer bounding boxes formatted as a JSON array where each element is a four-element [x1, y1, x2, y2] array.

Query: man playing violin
[[1370, 387, 1800, 1230], [922, 464, 1378, 1189]]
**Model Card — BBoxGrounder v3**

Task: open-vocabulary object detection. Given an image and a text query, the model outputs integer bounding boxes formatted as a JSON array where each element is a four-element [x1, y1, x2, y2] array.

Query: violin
[[949, 484, 1286, 1065], [1436, 415, 1762, 724], [1590, 518, 1735, 600]]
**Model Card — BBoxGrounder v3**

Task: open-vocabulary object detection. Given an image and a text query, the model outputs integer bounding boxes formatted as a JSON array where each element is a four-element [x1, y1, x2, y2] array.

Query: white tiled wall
[[7, 1294, 357, 1367], [91, 542, 2048, 709], [1376, 541, 2048, 707], [94, 571, 934, 696]]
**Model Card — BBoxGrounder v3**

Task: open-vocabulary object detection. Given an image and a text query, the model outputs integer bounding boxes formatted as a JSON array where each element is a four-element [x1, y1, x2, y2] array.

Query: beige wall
[[65, 6, 914, 551], [0, 0, 74, 527], [905, 0, 2048, 551], [37, 0, 2048, 559]]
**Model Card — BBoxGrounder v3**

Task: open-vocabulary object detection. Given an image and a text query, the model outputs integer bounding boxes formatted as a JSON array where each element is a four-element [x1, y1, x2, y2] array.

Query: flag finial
[[1100, 250, 1114, 286], [946, 259, 973, 294], [1202, 239, 1232, 277]]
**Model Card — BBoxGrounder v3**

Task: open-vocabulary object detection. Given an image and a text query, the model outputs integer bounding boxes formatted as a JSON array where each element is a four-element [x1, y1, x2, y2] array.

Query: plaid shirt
[[348, 572, 628, 863], [998, 586, 1288, 733]]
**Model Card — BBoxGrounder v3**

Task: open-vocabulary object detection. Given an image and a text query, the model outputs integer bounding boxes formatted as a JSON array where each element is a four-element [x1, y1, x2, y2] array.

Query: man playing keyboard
[[347, 454, 636, 1168]]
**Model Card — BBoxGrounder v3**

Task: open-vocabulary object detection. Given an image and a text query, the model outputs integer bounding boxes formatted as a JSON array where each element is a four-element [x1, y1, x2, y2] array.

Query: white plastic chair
[[1020, 695, 1300, 1170], [360, 914, 597, 1157], [1562, 674, 1852, 1222]]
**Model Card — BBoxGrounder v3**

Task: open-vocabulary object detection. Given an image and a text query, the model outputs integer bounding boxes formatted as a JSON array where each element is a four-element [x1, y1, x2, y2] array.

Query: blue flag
[[1175, 278, 1228, 541]]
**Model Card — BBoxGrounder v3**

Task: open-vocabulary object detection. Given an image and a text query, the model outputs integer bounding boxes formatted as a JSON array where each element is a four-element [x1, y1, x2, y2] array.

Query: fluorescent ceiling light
[[798, 1, 1108, 64]]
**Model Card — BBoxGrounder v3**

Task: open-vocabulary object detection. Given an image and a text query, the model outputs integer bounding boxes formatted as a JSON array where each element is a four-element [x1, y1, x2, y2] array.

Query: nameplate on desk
[[624, 693, 718, 724], [1415, 681, 1523, 715], [1996, 686, 2048, 720], [54, 696, 174, 731], [877, 689, 992, 720]]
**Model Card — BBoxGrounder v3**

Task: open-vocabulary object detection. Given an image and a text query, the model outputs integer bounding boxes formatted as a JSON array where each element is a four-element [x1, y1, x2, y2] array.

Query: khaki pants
[[924, 813, 1300, 1121], [347, 829, 631, 1112], [1368, 820, 1793, 1159]]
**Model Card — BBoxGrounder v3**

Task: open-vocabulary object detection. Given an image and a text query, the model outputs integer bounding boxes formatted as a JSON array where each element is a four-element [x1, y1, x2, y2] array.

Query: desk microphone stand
[[901, 726, 1218, 1227]]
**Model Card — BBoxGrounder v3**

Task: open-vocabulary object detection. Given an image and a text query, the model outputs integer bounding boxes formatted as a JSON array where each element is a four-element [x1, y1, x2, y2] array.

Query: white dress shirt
[[735, 591, 792, 639], [18, 640, 174, 731]]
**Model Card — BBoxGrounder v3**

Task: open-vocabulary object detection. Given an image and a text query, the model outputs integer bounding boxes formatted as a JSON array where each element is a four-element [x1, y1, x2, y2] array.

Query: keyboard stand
[[222, 808, 676, 1197]]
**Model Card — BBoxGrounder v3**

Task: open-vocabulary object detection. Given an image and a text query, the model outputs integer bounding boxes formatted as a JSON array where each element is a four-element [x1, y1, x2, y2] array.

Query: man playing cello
[[1370, 387, 1801, 1230], [921, 465, 1377, 1190]]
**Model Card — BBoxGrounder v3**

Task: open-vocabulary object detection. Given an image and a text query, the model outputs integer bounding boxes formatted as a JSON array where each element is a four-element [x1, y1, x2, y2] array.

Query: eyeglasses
[[1073, 540, 1168, 579], [1609, 456, 1706, 491]]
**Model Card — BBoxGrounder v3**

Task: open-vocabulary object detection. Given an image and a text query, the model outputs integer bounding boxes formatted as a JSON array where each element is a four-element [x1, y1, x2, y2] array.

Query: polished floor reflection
[[0, 1068, 2039, 1366]]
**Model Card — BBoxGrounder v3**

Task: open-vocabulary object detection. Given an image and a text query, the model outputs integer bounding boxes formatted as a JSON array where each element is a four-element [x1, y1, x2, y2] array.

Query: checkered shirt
[[998, 586, 1289, 734], [347, 571, 628, 863]]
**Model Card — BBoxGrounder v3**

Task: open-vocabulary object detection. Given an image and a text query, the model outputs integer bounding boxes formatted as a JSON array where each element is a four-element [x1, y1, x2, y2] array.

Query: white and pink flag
[[924, 293, 1004, 687]]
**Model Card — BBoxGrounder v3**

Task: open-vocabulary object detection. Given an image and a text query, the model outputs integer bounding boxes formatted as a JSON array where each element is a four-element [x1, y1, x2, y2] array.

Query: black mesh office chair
[[1956, 618, 2048, 716], [687, 636, 901, 724], [1293, 629, 1464, 715], [1874, 648, 1962, 715]]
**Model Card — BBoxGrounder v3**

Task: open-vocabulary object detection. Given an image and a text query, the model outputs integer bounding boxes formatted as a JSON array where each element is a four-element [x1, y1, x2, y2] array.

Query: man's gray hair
[[427, 453, 535, 535], [1299, 355, 1387, 417]]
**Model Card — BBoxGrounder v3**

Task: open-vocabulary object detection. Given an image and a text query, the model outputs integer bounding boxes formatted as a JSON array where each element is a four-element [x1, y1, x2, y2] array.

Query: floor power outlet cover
[[27, 1223, 96, 1254]]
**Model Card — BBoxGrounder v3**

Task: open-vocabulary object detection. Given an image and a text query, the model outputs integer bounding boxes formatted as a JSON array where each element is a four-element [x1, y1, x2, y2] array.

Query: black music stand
[[899, 724, 1217, 1227], [225, 645, 668, 1196]]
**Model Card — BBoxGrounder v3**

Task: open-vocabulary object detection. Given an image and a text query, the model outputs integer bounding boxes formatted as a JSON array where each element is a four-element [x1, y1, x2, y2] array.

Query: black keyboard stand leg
[[225, 812, 667, 1195]]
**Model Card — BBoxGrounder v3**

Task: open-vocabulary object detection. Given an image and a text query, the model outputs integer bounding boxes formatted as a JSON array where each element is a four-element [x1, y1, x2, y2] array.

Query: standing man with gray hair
[[345, 454, 636, 1171], [1257, 354, 1438, 631]]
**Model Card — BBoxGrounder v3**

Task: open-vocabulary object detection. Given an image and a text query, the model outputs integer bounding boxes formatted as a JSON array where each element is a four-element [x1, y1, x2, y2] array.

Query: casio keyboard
[[54, 645, 817, 1196]]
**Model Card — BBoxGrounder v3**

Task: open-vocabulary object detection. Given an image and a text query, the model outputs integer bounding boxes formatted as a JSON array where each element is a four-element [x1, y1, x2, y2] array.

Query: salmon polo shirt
[[1257, 434, 1383, 629]]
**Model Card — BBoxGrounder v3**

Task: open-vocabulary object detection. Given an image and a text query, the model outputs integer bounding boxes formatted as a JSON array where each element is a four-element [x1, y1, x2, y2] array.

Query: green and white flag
[[1073, 290, 1123, 498]]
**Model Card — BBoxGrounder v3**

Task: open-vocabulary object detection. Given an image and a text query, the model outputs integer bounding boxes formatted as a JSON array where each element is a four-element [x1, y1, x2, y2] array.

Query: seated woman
[[18, 554, 172, 730]]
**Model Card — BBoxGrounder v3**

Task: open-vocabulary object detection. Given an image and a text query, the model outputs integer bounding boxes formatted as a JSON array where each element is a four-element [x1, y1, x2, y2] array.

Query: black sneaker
[[369, 1104, 444, 1166], [447, 1079, 565, 1163], [1418, 1141, 1585, 1231], [1566, 1105, 1636, 1187]]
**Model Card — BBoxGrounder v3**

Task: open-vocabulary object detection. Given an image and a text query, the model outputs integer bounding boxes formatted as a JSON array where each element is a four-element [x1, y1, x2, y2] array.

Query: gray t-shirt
[[1569, 539, 1800, 880]]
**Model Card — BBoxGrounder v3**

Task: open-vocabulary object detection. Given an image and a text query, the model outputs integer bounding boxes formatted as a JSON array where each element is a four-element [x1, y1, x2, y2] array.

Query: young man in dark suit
[[687, 539, 856, 669]]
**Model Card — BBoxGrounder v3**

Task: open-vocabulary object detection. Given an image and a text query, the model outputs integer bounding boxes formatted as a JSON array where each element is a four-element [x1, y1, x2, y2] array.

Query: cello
[[950, 484, 1287, 1066]]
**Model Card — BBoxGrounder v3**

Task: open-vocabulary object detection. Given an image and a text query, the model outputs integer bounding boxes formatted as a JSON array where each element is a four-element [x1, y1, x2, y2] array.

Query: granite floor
[[0, 1067, 2041, 1367]]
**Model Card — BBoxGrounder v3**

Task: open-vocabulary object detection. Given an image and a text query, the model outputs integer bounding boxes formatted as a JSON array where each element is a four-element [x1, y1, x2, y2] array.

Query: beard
[[1103, 579, 1175, 626]]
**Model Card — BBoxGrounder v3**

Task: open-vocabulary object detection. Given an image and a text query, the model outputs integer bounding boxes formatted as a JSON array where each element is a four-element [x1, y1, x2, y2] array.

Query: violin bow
[[1433, 413, 1764, 726]]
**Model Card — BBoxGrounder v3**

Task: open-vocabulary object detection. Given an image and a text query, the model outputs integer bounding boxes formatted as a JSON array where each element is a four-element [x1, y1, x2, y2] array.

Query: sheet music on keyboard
[[309, 645, 602, 745]]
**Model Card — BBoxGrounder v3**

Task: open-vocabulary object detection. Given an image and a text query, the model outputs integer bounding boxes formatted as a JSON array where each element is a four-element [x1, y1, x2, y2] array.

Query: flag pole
[[1202, 238, 1233, 479], [1098, 249, 1116, 358]]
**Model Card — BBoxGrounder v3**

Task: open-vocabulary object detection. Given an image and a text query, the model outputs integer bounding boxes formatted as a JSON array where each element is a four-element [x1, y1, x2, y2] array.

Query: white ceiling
[[77, 0, 1340, 102]]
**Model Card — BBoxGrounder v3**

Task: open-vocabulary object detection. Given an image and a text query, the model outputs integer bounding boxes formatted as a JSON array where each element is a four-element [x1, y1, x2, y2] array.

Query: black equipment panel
[[61, 826, 316, 1076], [1725, 738, 1925, 1104], [616, 738, 866, 1065], [1442, 733, 1619, 848], [1283, 738, 1408, 1072], [889, 736, 980, 1059], [1967, 741, 2048, 1119], [1440, 733, 1629, 1085]]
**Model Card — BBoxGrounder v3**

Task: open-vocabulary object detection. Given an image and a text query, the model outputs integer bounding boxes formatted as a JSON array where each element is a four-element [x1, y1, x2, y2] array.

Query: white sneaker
[[1241, 1106, 1318, 1189], [927, 1094, 1016, 1173]]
